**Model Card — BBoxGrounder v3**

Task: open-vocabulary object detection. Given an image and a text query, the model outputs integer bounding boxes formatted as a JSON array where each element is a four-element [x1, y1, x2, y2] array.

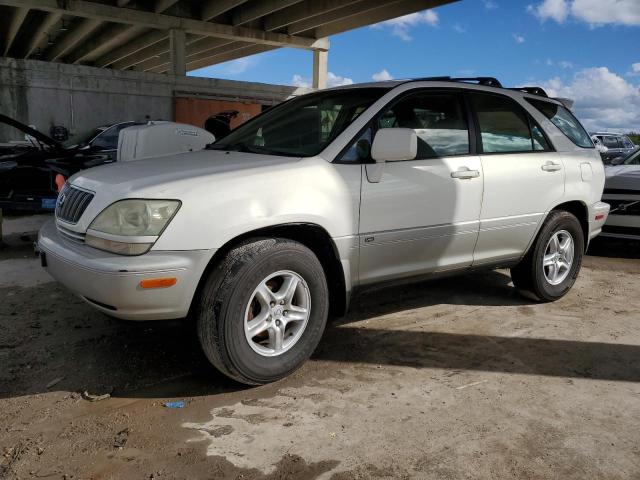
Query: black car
[[0, 115, 138, 213]]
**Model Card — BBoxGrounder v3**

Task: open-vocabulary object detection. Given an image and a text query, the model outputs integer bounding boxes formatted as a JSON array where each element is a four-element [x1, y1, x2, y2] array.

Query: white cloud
[[291, 74, 310, 88], [372, 10, 439, 41], [537, 67, 640, 131], [633, 63, 640, 72], [528, 0, 640, 26], [291, 72, 354, 88], [546, 58, 554, 66], [483, 0, 498, 9], [558, 60, 574, 69], [513, 33, 525, 43], [527, 0, 569, 23], [372, 69, 394, 81], [327, 72, 354, 87]]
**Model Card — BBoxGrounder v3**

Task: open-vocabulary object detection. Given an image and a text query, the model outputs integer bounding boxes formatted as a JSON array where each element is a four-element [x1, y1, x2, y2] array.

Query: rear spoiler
[[553, 97, 574, 109]]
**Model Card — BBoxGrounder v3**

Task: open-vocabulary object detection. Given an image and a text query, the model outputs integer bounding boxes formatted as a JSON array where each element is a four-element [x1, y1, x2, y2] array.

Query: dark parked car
[[0, 115, 137, 213], [592, 132, 638, 164]]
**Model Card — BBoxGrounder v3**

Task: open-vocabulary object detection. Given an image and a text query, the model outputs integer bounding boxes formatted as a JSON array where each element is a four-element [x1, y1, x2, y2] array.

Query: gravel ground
[[1, 216, 639, 479]]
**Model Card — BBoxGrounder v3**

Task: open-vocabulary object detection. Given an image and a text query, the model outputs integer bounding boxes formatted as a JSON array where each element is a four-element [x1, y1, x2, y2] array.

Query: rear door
[[469, 92, 564, 264]]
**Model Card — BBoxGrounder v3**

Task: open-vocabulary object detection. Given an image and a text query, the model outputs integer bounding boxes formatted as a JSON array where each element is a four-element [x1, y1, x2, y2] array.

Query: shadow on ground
[[2, 266, 639, 402], [587, 236, 640, 259]]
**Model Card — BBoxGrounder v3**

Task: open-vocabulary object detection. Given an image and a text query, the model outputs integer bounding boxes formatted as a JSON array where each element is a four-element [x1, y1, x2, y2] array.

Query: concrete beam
[[23, 11, 62, 59], [312, 47, 328, 89], [65, 24, 143, 64], [0, 0, 325, 50], [232, 0, 303, 26], [168, 28, 186, 75], [187, 44, 278, 72], [287, 0, 396, 34], [201, 0, 249, 21], [45, 17, 102, 61], [154, 0, 180, 13], [4, 6, 29, 56], [263, 0, 362, 31], [136, 37, 234, 71], [94, 29, 168, 67], [315, 0, 457, 38], [142, 40, 249, 73]]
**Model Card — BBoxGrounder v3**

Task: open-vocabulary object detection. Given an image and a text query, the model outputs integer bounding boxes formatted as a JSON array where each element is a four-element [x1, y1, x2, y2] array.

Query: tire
[[511, 210, 584, 302], [196, 238, 329, 385]]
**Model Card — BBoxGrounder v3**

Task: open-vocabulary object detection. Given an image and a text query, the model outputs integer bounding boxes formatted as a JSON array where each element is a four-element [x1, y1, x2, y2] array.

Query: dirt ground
[[1, 215, 640, 480]]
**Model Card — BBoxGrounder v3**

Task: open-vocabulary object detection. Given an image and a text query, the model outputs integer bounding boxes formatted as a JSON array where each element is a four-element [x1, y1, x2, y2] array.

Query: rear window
[[525, 98, 593, 148]]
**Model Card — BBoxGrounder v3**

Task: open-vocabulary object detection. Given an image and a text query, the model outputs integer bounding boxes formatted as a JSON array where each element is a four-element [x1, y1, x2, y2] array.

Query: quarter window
[[525, 98, 593, 148], [377, 92, 470, 159], [470, 93, 540, 153]]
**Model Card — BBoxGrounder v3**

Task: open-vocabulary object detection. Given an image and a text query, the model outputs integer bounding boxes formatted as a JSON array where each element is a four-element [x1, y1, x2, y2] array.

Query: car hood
[[69, 149, 301, 195], [0, 113, 61, 149], [605, 166, 640, 192]]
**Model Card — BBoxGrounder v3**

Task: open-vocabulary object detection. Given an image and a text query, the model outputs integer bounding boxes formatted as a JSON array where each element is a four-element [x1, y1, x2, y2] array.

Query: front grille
[[56, 185, 94, 224]]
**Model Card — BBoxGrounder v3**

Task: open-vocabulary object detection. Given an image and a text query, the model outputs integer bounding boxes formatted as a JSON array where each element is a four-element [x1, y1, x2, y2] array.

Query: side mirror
[[371, 128, 417, 163]]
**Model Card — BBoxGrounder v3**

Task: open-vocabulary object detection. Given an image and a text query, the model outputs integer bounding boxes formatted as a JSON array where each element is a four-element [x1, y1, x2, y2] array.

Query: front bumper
[[38, 220, 215, 320]]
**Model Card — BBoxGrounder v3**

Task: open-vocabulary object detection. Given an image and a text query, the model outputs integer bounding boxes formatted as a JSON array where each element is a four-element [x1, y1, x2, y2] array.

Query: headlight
[[86, 199, 180, 255]]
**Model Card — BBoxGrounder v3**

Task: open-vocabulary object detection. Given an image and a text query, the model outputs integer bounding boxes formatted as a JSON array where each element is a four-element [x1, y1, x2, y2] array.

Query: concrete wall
[[0, 58, 303, 142]]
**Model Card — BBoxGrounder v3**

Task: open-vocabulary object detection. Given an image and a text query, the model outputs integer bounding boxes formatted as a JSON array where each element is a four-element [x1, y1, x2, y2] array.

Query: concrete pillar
[[312, 47, 328, 90], [169, 28, 186, 76]]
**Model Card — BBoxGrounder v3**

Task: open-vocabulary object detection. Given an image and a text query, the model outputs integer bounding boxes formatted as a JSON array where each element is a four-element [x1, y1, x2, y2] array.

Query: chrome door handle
[[541, 161, 562, 172], [451, 168, 480, 179]]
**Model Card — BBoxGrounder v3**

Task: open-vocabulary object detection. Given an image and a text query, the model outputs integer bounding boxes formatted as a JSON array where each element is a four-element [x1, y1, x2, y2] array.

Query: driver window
[[377, 92, 470, 159]]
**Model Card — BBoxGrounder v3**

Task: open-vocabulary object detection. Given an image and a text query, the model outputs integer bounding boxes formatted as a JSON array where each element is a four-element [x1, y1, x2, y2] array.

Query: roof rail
[[410, 76, 503, 88], [508, 86, 549, 97], [450, 77, 503, 88]]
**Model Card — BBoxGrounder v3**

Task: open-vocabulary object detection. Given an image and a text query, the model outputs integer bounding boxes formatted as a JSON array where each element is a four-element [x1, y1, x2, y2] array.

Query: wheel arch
[[189, 223, 349, 319], [551, 200, 589, 251]]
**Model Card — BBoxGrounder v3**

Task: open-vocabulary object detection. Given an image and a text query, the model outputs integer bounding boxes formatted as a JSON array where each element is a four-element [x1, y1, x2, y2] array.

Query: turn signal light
[[139, 277, 177, 289], [595, 214, 605, 221]]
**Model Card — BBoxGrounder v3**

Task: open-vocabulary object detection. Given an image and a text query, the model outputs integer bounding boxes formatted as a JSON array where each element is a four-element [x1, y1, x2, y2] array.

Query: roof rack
[[508, 86, 549, 97], [406, 77, 552, 99], [411, 76, 503, 88]]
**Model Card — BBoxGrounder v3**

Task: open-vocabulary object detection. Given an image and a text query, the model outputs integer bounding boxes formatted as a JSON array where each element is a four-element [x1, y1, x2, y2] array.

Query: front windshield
[[210, 88, 390, 157], [62, 127, 106, 148]]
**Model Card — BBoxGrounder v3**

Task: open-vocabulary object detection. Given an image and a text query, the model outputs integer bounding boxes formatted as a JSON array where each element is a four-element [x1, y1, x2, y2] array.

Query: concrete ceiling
[[0, 0, 458, 74]]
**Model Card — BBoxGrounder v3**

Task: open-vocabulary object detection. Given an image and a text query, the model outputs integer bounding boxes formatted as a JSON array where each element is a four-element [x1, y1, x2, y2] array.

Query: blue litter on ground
[[163, 400, 185, 409]]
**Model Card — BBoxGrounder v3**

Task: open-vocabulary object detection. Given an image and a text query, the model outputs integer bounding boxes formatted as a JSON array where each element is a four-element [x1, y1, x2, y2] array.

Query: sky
[[189, 0, 640, 132]]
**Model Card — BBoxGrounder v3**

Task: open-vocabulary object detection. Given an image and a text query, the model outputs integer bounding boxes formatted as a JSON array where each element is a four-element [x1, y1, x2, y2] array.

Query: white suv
[[38, 77, 609, 385]]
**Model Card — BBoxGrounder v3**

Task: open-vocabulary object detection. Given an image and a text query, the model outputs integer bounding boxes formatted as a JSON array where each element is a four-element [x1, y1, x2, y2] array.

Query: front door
[[358, 90, 483, 285]]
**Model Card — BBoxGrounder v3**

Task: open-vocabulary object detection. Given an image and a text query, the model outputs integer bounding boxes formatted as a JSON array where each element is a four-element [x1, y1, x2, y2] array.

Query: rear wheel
[[196, 238, 329, 385], [511, 210, 584, 302]]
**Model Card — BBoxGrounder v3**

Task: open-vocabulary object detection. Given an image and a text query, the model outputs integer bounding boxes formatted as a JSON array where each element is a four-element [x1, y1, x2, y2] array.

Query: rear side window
[[525, 98, 593, 148], [470, 93, 548, 153]]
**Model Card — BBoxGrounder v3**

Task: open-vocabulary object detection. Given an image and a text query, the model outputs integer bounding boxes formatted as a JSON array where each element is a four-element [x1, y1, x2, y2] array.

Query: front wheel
[[196, 238, 329, 385], [511, 210, 584, 302]]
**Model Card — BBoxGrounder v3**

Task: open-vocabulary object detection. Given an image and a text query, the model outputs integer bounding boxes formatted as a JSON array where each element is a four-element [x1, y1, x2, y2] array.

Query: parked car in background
[[0, 116, 207, 213], [0, 114, 126, 213], [38, 77, 608, 385], [592, 132, 638, 164], [62, 121, 141, 162], [602, 148, 640, 240]]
